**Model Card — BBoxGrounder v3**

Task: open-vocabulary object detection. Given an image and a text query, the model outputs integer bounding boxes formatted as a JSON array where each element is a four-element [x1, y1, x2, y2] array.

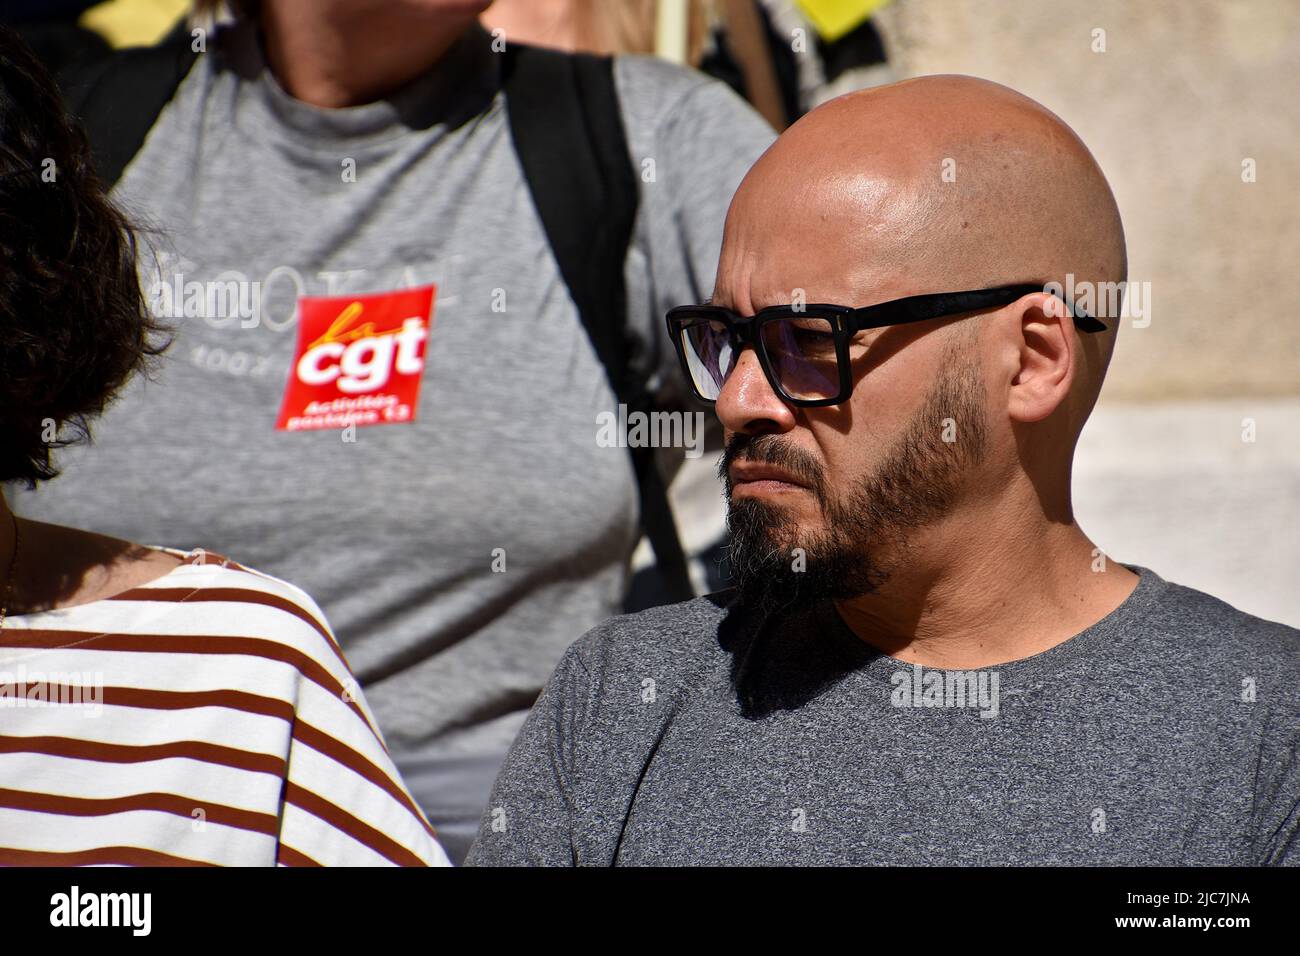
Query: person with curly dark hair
[[0, 28, 173, 604], [0, 26, 448, 866]]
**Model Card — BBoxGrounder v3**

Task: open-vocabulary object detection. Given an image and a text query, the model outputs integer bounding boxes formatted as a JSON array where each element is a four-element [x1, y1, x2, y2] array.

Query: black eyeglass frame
[[665, 283, 1106, 407]]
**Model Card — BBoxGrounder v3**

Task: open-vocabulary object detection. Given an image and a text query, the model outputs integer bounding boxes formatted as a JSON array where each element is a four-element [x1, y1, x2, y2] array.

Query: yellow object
[[795, 0, 891, 43], [80, 0, 189, 49], [655, 0, 689, 64]]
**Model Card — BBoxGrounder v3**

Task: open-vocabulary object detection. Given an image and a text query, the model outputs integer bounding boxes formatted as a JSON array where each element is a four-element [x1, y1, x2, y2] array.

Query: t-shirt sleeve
[[464, 641, 594, 866], [265, 585, 452, 867], [1252, 704, 1300, 865]]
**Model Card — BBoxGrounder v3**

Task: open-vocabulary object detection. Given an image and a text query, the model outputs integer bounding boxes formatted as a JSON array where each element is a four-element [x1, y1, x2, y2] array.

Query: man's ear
[[1007, 293, 1077, 424]]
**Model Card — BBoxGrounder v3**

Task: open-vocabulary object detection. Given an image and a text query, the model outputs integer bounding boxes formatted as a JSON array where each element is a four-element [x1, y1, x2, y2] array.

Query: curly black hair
[[0, 25, 169, 487]]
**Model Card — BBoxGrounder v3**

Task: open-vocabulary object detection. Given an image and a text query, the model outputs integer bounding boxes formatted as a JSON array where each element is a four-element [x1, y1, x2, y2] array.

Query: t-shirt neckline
[[4, 546, 217, 624], [815, 563, 1168, 685], [220, 18, 502, 153]]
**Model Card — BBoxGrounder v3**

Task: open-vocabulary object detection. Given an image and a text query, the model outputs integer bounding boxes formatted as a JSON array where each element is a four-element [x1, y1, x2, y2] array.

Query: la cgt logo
[[276, 285, 434, 432]]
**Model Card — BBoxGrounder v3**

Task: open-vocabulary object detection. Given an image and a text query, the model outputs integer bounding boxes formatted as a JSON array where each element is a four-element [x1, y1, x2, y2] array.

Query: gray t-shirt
[[465, 566, 1300, 865], [13, 22, 773, 825]]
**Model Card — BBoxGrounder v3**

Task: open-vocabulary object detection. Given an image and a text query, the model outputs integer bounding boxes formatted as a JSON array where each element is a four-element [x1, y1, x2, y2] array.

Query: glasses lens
[[759, 316, 840, 400], [679, 318, 734, 401]]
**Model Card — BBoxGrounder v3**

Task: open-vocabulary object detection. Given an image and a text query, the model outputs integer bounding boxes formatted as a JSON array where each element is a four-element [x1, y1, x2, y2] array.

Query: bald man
[[466, 76, 1300, 867]]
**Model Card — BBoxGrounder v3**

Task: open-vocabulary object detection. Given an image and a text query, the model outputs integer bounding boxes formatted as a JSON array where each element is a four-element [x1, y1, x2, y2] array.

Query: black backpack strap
[[58, 20, 199, 189], [502, 43, 694, 604]]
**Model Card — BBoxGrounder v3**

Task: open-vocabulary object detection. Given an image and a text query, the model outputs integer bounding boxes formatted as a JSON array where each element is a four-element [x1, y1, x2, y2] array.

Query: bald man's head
[[706, 75, 1128, 607], [719, 74, 1124, 418]]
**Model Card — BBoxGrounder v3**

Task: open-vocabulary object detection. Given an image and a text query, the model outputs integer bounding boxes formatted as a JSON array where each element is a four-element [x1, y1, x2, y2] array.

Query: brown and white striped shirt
[[0, 548, 450, 866]]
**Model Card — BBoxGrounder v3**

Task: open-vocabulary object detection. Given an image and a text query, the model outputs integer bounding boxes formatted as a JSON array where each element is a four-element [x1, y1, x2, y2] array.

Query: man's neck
[[834, 490, 1139, 669], [259, 3, 481, 109]]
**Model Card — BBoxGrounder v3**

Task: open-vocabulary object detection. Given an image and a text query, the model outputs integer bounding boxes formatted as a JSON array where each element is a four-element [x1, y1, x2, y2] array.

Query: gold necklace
[[0, 512, 19, 629]]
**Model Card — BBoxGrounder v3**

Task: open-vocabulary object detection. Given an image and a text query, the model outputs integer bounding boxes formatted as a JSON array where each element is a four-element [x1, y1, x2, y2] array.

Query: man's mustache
[[718, 433, 826, 499]]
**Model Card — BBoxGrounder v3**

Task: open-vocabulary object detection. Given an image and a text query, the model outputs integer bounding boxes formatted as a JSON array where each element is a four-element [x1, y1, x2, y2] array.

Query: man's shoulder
[[568, 589, 740, 677], [1148, 570, 1300, 677]]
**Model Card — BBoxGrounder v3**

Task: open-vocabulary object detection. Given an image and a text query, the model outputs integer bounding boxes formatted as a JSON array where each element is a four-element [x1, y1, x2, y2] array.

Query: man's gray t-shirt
[[14, 21, 774, 833], [465, 566, 1300, 865]]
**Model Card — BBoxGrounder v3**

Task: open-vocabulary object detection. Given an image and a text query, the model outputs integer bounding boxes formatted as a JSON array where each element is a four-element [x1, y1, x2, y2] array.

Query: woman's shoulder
[[126, 546, 342, 655], [12, 521, 337, 654]]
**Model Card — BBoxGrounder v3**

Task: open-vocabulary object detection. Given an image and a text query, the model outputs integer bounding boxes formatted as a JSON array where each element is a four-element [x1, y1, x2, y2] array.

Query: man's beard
[[720, 344, 988, 615]]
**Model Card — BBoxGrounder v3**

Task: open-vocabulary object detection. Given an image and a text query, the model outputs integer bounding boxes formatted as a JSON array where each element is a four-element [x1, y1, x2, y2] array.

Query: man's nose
[[715, 347, 797, 434]]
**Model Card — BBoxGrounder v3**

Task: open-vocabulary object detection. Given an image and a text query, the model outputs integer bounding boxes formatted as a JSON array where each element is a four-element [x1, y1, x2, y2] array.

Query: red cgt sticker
[[276, 285, 434, 432]]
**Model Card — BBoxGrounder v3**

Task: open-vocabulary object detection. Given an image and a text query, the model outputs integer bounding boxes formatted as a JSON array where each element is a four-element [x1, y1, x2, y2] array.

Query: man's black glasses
[[665, 283, 1106, 407]]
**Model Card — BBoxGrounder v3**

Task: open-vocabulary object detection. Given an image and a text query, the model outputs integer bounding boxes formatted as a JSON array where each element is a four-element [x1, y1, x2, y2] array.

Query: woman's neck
[[259, 1, 484, 108]]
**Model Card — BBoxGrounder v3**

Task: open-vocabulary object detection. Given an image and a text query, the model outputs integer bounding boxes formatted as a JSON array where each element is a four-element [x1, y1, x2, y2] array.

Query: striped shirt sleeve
[[228, 567, 451, 867]]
